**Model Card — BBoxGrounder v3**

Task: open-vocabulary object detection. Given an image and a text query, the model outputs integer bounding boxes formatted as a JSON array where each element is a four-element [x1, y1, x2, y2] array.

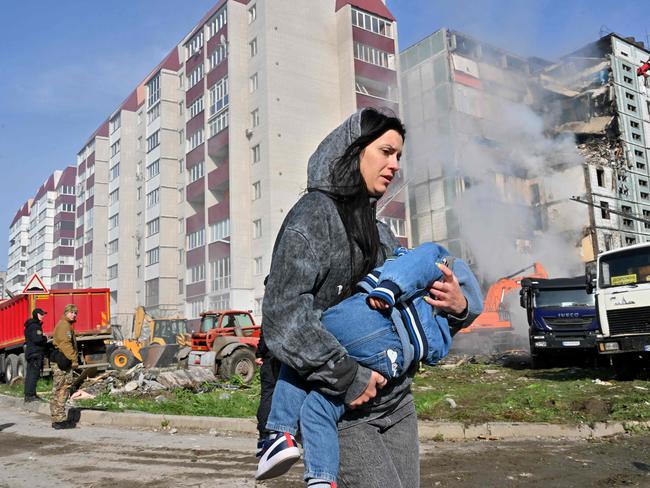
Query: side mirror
[[519, 289, 528, 309], [585, 261, 596, 294]]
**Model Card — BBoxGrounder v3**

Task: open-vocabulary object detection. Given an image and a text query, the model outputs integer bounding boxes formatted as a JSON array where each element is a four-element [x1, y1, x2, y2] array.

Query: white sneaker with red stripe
[[255, 432, 301, 480]]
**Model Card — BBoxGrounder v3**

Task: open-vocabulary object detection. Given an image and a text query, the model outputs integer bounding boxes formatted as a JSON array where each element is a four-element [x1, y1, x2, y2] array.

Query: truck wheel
[[4, 355, 18, 385], [219, 348, 257, 384], [109, 348, 136, 370], [16, 353, 26, 379], [612, 356, 638, 381], [531, 351, 551, 369]]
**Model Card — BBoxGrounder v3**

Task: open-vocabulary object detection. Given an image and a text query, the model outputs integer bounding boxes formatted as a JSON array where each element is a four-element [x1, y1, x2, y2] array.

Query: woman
[[263, 108, 471, 487]]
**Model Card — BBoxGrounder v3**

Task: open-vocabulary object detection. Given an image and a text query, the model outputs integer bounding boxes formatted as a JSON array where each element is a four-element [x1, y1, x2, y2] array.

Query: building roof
[[335, 0, 395, 21], [10, 200, 32, 228]]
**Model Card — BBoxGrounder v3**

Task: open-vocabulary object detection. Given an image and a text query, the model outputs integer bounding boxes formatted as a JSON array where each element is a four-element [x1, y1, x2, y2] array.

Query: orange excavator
[[452, 262, 548, 353]]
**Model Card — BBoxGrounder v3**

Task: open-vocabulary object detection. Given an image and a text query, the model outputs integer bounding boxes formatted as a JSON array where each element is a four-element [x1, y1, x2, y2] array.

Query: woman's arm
[[263, 227, 372, 403]]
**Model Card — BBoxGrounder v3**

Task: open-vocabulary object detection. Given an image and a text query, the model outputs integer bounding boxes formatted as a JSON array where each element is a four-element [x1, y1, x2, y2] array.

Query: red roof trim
[[335, 0, 395, 21]]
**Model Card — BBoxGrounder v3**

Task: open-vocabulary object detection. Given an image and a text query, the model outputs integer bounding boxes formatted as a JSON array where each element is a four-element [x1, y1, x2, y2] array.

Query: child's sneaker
[[255, 432, 300, 480]]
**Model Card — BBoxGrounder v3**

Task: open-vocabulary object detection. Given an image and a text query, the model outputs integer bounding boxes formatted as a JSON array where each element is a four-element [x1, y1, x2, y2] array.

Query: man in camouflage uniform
[[50, 304, 79, 429]]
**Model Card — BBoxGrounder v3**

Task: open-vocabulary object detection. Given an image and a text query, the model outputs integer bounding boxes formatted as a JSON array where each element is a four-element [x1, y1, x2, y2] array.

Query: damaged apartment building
[[400, 29, 650, 275], [538, 33, 650, 258], [399, 28, 582, 275]]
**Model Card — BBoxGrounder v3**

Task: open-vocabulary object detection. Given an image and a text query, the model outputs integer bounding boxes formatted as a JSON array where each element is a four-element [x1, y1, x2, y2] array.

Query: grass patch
[[412, 363, 650, 425], [0, 378, 52, 398], [5, 364, 650, 426]]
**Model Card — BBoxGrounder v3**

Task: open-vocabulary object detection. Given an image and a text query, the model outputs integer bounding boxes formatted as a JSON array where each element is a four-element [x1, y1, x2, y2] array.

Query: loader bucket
[[140, 344, 180, 369]]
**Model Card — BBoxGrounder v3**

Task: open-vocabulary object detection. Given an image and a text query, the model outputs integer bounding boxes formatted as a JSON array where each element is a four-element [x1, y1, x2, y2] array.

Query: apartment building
[[7, 200, 32, 294], [540, 34, 650, 257], [399, 29, 564, 267], [51, 166, 77, 289], [7, 0, 403, 326], [177, 0, 402, 324], [75, 127, 109, 291]]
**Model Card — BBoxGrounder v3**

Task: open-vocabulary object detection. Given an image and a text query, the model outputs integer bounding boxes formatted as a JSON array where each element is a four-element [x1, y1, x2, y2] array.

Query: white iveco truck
[[588, 242, 650, 380]]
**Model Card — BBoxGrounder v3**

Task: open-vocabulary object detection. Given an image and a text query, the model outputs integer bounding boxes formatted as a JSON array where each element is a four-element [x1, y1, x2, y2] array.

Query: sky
[[0, 0, 648, 269]]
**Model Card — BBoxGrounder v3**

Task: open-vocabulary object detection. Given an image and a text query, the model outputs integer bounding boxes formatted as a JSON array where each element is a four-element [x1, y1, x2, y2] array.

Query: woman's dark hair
[[330, 108, 406, 296]]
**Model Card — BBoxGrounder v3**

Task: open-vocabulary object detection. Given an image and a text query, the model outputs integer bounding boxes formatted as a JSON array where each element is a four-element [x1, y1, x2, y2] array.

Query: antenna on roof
[[599, 25, 612, 38]]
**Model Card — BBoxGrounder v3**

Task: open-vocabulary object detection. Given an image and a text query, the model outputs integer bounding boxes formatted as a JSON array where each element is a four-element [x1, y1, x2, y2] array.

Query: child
[[256, 242, 483, 486]]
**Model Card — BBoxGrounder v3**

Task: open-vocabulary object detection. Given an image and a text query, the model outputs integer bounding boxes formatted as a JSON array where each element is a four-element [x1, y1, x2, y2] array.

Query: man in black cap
[[24, 308, 48, 402]]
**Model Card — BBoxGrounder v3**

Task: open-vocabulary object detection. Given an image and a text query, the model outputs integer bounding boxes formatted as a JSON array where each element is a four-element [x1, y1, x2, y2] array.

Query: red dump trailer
[[0, 288, 112, 384]]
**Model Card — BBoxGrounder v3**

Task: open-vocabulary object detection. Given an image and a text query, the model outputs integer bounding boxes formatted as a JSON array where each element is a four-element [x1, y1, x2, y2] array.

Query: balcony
[[208, 162, 229, 192], [186, 178, 205, 204], [208, 129, 228, 159], [186, 211, 205, 234]]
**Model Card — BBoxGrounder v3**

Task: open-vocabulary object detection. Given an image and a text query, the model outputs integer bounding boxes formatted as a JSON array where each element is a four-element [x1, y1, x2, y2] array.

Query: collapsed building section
[[538, 33, 650, 259]]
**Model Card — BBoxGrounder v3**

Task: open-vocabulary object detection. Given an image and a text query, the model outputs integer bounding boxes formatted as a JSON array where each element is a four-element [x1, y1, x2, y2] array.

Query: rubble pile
[[72, 364, 238, 399]]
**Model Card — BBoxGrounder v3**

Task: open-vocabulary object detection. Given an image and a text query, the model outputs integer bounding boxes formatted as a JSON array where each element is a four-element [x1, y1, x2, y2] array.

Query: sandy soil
[[1, 403, 649, 487]]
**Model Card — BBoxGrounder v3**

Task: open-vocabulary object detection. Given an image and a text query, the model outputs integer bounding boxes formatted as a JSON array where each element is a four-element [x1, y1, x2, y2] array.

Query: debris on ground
[[73, 364, 249, 398]]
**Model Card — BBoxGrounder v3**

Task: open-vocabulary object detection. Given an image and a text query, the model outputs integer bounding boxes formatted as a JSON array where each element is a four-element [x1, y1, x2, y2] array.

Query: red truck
[[0, 288, 112, 384], [188, 310, 261, 383]]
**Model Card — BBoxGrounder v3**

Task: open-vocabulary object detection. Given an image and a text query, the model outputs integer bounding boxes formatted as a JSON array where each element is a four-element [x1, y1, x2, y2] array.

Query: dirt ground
[[1, 403, 650, 487]]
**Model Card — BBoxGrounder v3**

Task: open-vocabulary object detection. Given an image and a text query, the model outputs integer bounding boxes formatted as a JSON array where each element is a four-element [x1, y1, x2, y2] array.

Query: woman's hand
[[424, 263, 467, 316], [349, 371, 387, 408]]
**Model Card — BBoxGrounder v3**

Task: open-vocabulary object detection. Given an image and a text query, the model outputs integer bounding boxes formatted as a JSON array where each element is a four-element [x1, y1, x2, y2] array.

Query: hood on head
[[307, 109, 367, 197]]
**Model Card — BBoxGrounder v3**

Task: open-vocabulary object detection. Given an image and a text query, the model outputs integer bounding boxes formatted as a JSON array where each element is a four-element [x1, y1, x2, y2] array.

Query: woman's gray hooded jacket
[[263, 109, 473, 419]]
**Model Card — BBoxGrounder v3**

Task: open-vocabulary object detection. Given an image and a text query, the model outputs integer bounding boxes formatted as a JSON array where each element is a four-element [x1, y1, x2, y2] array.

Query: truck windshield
[[599, 247, 650, 288], [534, 289, 595, 308], [200, 315, 220, 333]]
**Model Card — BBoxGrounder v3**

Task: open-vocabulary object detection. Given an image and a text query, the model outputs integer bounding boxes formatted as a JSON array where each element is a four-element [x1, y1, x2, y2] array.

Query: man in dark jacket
[[24, 308, 48, 402]]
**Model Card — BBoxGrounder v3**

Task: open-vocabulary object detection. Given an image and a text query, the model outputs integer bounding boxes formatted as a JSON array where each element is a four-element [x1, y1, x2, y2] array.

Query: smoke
[[414, 90, 587, 282]]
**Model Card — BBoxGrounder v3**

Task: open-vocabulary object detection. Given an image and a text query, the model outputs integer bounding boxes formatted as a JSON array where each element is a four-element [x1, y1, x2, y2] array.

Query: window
[[179, 158, 185, 174], [353, 42, 391, 69], [251, 108, 259, 127], [380, 217, 406, 237], [147, 131, 160, 152], [210, 257, 230, 291], [600, 201, 610, 219], [146, 247, 160, 265], [631, 120, 640, 129], [626, 92, 635, 100], [110, 114, 121, 133], [146, 188, 160, 207], [642, 192, 649, 200], [208, 76, 229, 115], [252, 181, 261, 200], [249, 38, 258, 57], [109, 213, 119, 229], [145, 278, 159, 307], [628, 104, 637, 112], [188, 264, 205, 284], [109, 189, 119, 205], [209, 110, 228, 137], [108, 239, 119, 255], [254, 297, 263, 316], [251, 144, 261, 163], [187, 64, 204, 88], [623, 76, 633, 84], [179, 279, 184, 295], [640, 179, 648, 187], [187, 228, 205, 249], [625, 236, 637, 245], [108, 264, 118, 280], [210, 218, 230, 242], [148, 74, 160, 107], [146, 218, 159, 236], [208, 43, 227, 70], [248, 4, 257, 23], [643, 210, 650, 229], [188, 96, 204, 119], [137, 186, 142, 200], [110, 140, 120, 157], [186, 31, 204, 58], [622, 63, 632, 72], [189, 161, 204, 183], [633, 133, 641, 141], [253, 219, 262, 238], [622, 205, 632, 214], [351, 7, 393, 38], [254, 256, 262, 275], [108, 163, 120, 181], [207, 6, 227, 39], [147, 103, 160, 124], [147, 160, 160, 179], [60, 185, 75, 195], [249, 73, 258, 92], [596, 168, 604, 187], [187, 128, 204, 151]]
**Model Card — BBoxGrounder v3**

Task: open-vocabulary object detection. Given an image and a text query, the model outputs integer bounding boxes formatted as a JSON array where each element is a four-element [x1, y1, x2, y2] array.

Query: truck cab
[[520, 277, 597, 367], [591, 242, 650, 379]]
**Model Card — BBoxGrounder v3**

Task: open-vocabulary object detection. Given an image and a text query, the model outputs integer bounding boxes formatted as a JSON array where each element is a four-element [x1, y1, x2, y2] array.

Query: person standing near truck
[[50, 304, 79, 429], [24, 308, 48, 402]]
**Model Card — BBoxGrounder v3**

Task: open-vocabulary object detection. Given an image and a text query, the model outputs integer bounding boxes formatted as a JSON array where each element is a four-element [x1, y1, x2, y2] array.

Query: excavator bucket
[[140, 344, 180, 369]]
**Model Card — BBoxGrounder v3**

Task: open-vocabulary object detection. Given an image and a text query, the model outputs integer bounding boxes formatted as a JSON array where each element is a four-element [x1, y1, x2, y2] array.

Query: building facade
[[7, 200, 32, 294]]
